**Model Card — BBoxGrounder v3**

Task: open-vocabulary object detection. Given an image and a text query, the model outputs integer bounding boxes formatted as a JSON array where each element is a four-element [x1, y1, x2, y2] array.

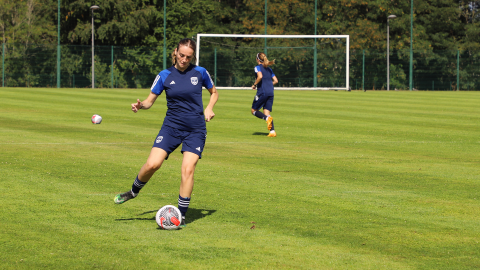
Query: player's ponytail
[[171, 50, 177, 66], [256, 52, 275, 68], [171, 38, 197, 66]]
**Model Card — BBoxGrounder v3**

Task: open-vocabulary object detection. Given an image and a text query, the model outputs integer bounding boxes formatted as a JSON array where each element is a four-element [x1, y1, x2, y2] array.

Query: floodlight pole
[[91, 5, 100, 89], [2, 43, 4, 87], [409, 0, 413, 91], [163, 0, 166, 70], [264, 0, 267, 55], [57, 0, 61, 88], [387, 15, 397, 91], [313, 0, 317, 88]]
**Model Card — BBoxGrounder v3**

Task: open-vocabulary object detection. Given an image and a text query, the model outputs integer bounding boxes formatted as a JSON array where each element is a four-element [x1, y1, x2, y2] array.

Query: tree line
[[1, 0, 479, 90], [0, 0, 478, 50]]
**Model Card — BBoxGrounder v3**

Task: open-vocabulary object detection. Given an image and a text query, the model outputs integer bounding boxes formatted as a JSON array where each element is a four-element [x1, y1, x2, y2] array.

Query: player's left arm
[[204, 86, 218, 122], [272, 75, 278, 86], [201, 68, 218, 122], [270, 68, 278, 86]]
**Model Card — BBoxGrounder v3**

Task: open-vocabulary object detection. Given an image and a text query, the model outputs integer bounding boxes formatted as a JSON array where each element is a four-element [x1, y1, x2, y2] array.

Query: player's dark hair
[[171, 38, 197, 65], [256, 52, 275, 68]]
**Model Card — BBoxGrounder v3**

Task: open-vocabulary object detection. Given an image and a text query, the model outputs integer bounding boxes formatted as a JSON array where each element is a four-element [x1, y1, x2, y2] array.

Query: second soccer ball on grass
[[91, 114, 102, 124]]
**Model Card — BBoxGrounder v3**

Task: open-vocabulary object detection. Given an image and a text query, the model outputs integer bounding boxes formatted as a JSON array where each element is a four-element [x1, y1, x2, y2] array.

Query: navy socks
[[178, 195, 191, 217], [131, 176, 146, 195], [253, 110, 267, 120]]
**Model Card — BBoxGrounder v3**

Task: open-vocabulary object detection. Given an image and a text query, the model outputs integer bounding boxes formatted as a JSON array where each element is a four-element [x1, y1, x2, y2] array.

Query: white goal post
[[196, 33, 350, 90]]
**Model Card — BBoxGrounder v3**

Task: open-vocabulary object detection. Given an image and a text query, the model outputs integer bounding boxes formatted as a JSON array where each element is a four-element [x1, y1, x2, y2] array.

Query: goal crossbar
[[196, 34, 350, 90]]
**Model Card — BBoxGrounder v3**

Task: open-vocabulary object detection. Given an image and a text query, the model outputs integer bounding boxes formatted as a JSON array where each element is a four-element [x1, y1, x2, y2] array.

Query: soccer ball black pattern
[[156, 205, 182, 230]]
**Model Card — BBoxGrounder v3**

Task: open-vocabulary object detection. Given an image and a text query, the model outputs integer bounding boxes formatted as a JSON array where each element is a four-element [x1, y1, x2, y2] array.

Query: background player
[[114, 38, 218, 227], [251, 52, 278, 137]]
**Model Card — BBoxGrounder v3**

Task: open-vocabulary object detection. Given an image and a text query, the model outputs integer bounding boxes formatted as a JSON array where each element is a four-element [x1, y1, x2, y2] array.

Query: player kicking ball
[[114, 38, 218, 228]]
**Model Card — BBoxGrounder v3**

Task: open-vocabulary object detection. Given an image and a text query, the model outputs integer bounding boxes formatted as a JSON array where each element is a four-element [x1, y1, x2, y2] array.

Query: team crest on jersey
[[191, 77, 198, 85]]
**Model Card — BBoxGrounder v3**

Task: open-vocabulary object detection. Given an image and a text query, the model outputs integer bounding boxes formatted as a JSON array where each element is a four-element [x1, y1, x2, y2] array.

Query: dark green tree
[[0, 0, 56, 45]]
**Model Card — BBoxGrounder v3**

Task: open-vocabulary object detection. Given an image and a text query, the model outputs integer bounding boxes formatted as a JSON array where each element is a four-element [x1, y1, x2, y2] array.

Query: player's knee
[[181, 164, 195, 177], [251, 109, 256, 115], [145, 160, 162, 172]]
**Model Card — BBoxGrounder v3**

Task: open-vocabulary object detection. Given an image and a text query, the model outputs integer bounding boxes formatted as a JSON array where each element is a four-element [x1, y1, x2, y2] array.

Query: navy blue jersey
[[254, 65, 275, 97], [151, 64, 214, 132]]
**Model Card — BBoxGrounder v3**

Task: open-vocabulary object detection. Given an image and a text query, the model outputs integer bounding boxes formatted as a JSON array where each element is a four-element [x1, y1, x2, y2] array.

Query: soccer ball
[[91, 114, 102, 124], [156, 205, 182, 230]]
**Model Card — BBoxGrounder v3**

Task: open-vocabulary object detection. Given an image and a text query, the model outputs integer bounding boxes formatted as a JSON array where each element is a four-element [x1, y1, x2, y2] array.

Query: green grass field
[[1, 87, 479, 269]]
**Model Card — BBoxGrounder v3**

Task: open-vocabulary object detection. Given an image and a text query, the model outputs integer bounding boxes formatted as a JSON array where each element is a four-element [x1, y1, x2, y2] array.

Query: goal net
[[196, 34, 350, 90]]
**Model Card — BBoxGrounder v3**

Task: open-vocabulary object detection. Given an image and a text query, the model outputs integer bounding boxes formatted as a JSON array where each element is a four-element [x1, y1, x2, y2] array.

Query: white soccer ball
[[91, 114, 102, 124], [156, 205, 182, 230]]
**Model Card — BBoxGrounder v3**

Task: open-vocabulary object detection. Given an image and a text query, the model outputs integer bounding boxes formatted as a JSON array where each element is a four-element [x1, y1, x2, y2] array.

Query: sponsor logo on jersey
[[170, 81, 175, 85], [191, 77, 198, 85], [156, 136, 163, 143]]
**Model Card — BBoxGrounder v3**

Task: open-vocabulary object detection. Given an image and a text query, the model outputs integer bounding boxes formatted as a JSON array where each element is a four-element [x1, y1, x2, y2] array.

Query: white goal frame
[[196, 33, 350, 90]]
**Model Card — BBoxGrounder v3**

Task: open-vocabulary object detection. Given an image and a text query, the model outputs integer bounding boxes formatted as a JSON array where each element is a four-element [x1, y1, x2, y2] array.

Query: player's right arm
[[131, 92, 159, 113], [132, 72, 165, 113], [252, 67, 263, 89]]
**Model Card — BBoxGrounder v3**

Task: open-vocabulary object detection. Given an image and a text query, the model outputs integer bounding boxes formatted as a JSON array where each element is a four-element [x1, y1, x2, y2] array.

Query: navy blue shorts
[[152, 125, 207, 159], [252, 94, 274, 112]]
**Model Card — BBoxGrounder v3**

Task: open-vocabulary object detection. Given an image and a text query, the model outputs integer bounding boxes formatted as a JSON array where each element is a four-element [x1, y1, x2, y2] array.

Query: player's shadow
[[115, 208, 216, 224], [252, 132, 269, 136], [185, 208, 216, 223], [115, 210, 157, 221]]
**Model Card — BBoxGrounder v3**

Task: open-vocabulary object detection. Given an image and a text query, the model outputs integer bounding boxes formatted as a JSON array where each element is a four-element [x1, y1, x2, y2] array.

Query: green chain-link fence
[[1, 43, 479, 90], [198, 46, 347, 88], [350, 49, 480, 91], [1, 44, 164, 89]]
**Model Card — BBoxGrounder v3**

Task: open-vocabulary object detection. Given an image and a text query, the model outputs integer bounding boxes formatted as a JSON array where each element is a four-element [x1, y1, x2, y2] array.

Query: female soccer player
[[251, 52, 278, 137], [114, 38, 218, 227]]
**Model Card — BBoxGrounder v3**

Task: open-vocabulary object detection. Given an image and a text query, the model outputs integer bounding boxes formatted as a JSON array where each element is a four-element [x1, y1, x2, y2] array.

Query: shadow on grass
[[252, 132, 269, 136], [115, 208, 216, 224]]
